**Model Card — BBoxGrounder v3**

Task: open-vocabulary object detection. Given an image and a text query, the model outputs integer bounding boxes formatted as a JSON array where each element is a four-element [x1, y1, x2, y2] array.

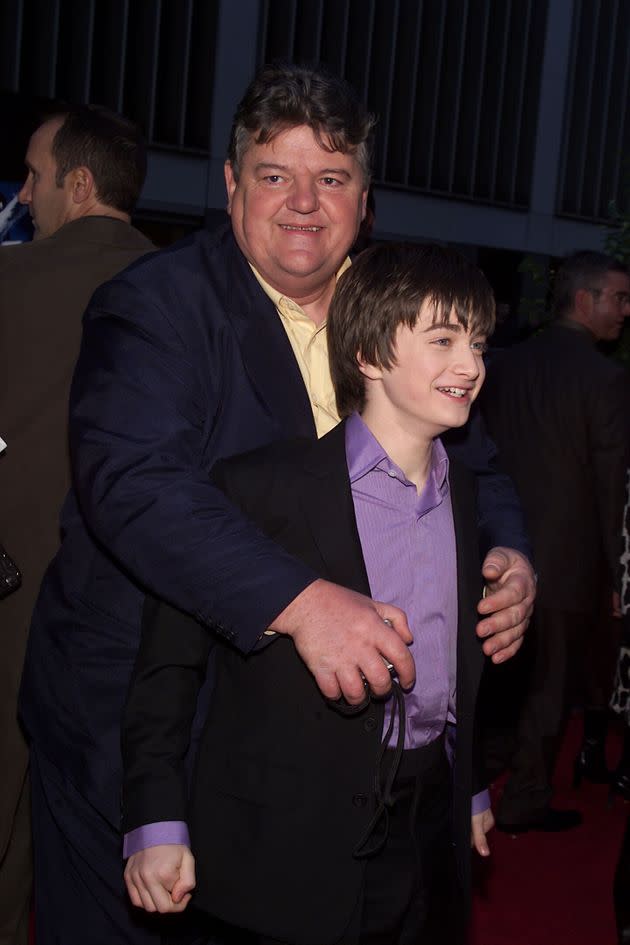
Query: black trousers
[[345, 741, 461, 945], [498, 605, 619, 823], [208, 737, 462, 945], [0, 769, 31, 945]]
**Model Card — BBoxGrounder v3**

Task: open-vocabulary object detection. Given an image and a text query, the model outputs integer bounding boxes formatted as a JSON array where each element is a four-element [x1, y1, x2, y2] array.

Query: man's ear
[[574, 287, 594, 319], [224, 161, 237, 214], [69, 166, 95, 205]]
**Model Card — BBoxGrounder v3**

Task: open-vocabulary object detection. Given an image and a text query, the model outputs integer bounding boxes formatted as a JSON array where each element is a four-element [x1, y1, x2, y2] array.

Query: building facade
[[1, 0, 628, 310]]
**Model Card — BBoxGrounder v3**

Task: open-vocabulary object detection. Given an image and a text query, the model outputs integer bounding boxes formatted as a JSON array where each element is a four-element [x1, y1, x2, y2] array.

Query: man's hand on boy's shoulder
[[476, 547, 536, 663], [269, 579, 415, 704], [125, 844, 195, 914]]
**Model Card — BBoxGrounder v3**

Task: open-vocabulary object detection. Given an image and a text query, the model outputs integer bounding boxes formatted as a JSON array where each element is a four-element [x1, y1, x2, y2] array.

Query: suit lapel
[[224, 237, 316, 439], [298, 422, 372, 597], [449, 460, 485, 702]]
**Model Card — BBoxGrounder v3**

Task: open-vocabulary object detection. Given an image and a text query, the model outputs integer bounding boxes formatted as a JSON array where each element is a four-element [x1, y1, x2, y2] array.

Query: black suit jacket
[[482, 323, 630, 612], [123, 422, 486, 945]]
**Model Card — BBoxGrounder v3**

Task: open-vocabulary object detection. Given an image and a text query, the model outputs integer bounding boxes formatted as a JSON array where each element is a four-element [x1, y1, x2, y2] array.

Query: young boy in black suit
[[122, 242, 496, 945]]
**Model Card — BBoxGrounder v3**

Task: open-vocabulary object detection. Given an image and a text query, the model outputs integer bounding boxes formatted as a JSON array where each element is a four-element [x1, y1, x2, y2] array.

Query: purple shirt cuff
[[471, 790, 491, 816], [123, 821, 190, 859]]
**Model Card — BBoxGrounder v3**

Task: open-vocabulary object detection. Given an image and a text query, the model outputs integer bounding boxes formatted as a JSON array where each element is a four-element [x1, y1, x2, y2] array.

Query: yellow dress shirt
[[249, 263, 350, 438]]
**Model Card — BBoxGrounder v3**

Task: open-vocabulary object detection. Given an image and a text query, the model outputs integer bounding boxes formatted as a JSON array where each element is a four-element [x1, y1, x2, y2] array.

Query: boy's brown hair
[[328, 242, 496, 416]]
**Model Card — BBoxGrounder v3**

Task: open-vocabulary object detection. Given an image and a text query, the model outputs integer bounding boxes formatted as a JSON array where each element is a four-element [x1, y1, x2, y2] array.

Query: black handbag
[[0, 544, 21, 599]]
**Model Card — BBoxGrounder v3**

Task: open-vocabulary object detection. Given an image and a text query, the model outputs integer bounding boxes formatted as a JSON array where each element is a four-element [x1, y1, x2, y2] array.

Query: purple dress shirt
[[346, 414, 488, 815], [346, 412, 457, 748]]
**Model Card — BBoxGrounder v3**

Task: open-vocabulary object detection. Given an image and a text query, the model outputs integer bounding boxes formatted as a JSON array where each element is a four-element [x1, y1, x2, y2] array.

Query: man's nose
[[286, 177, 319, 213], [17, 178, 31, 205]]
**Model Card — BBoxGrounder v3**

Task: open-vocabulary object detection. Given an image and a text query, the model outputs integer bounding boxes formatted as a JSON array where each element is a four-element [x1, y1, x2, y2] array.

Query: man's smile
[[279, 224, 323, 232]]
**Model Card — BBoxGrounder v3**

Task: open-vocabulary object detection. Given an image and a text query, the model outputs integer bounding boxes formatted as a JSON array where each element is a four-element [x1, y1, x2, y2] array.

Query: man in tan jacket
[[0, 104, 152, 944]]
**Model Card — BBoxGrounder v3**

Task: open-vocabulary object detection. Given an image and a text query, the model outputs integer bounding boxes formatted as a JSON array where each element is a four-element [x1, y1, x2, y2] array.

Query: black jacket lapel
[[298, 422, 372, 597], [450, 459, 485, 702]]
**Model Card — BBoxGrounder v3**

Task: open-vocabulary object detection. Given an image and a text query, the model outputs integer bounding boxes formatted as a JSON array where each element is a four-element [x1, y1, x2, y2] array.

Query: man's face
[[18, 118, 74, 240], [361, 305, 487, 443], [587, 271, 630, 341], [225, 125, 367, 303]]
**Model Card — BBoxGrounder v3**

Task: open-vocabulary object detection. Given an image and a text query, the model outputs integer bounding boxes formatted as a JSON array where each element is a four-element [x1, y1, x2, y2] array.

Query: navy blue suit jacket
[[20, 224, 527, 827]]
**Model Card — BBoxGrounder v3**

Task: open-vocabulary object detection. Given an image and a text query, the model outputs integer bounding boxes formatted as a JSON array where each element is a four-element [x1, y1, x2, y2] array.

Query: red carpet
[[470, 714, 628, 945]]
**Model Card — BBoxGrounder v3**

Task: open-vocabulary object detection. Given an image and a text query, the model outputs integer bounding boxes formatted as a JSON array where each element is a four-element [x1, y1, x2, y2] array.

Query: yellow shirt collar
[[248, 258, 352, 320]]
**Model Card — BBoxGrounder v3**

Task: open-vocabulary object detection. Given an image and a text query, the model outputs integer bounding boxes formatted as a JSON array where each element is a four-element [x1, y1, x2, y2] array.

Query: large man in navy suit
[[20, 64, 535, 944]]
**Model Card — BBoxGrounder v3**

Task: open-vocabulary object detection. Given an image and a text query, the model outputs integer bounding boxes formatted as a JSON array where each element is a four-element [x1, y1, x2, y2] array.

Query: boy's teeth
[[440, 387, 466, 397]]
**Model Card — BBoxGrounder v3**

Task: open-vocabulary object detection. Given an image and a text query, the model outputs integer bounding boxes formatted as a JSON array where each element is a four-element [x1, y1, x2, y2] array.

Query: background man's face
[[18, 118, 74, 240], [589, 271, 630, 341], [225, 124, 367, 302]]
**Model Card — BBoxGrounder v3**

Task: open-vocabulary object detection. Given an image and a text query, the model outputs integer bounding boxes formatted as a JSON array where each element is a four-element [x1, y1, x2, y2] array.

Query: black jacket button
[[363, 717, 377, 732], [352, 793, 368, 807]]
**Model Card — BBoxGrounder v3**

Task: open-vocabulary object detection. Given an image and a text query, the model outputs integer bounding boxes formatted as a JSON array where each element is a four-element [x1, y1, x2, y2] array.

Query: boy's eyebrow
[[422, 322, 462, 333]]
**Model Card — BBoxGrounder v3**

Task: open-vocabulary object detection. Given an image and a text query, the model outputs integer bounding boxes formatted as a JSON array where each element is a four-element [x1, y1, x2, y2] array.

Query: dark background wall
[[1, 0, 628, 324]]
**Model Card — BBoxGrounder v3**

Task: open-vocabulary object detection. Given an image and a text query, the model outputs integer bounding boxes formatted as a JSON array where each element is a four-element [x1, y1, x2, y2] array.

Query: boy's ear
[[356, 351, 383, 381]]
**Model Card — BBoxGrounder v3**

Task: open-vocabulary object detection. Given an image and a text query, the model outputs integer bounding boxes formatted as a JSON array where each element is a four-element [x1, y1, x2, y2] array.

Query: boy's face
[[360, 303, 487, 442]]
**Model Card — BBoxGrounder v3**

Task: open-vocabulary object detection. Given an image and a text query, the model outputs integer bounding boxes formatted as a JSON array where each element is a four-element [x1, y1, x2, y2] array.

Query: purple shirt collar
[[345, 411, 449, 510]]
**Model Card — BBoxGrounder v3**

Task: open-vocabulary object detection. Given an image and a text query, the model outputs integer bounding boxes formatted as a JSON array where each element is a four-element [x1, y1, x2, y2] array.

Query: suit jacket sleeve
[[122, 594, 211, 832], [589, 368, 630, 583], [122, 451, 293, 831], [69, 276, 317, 653], [443, 407, 532, 560]]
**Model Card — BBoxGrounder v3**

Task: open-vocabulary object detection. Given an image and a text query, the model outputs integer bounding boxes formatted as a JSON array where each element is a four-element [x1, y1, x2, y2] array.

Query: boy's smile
[[436, 384, 476, 401]]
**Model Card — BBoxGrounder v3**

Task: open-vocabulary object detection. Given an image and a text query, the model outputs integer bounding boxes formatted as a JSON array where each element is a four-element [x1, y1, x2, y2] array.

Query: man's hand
[[269, 579, 415, 704], [124, 844, 195, 913], [476, 547, 536, 663], [471, 808, 494, 856]]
